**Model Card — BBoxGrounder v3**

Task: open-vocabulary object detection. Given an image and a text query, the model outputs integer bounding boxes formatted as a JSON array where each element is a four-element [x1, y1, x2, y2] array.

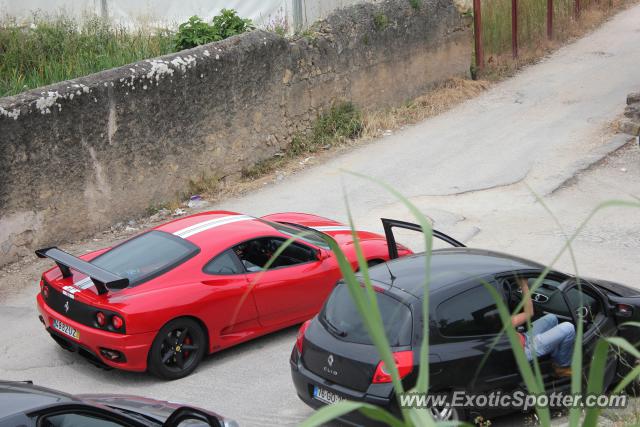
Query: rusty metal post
[[473, 0, 484, 70], [575, 0, 581, 19], [547, 0, 553, 39], [512, 0, 518, 58]]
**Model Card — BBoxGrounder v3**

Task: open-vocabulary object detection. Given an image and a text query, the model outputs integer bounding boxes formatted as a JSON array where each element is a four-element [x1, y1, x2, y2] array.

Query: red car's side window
[[203, 249, 245, 275]]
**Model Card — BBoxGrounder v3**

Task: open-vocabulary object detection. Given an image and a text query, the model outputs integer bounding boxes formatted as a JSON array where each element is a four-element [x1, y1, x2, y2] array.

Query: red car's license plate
[[53, 318, 80, 340]]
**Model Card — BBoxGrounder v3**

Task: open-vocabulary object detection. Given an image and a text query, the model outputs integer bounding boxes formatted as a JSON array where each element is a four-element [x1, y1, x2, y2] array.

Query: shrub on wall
[[174, 10, 253, 51]]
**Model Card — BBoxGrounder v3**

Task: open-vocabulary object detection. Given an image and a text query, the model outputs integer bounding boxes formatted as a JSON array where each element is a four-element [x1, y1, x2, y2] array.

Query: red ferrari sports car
[[36, 211, 405, 379]]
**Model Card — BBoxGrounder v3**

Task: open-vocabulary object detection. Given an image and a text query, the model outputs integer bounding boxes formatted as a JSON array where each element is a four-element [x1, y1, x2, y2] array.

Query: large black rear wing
[[35, 247, 129, 295], [381, 218, 466, 259]]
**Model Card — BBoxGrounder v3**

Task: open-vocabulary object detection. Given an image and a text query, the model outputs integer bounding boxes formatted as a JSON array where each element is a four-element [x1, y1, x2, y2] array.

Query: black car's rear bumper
[[290, 351, 396, 427]]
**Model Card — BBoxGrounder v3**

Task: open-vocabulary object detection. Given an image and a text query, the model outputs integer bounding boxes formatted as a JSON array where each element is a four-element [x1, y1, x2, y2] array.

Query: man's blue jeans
[[523, 313, 575, 367]]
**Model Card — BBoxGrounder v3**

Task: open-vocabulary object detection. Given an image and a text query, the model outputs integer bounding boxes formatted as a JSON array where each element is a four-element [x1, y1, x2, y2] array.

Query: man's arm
[[511, 277, 534, 327]]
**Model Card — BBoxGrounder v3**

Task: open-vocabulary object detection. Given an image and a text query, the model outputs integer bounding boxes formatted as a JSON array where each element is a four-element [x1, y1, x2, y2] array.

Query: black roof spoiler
[[381, 218, 466, 259], [35, 247, 129, 295]]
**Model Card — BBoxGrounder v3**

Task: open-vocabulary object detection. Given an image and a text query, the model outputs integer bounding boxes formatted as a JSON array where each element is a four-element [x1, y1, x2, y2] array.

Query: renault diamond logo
[[64, 301, 70, 313], [327, 354, 334, 367]]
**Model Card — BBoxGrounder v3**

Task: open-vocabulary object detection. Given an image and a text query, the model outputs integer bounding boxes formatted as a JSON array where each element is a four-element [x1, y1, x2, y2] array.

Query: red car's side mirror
[[316, 249, 331, 261]]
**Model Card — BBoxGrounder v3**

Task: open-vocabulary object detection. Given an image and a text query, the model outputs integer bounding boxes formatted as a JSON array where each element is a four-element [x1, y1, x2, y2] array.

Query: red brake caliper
[[184, 336, 192, 358]]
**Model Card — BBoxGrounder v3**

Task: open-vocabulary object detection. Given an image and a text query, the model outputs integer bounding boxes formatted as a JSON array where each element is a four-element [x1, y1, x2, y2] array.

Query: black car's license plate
[[313, 386, 343, 405], [53, 318, 80, 340]]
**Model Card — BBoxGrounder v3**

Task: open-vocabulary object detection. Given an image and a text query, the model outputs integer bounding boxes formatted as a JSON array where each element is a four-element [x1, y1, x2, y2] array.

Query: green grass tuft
[[241, 102, 363, 179], [0, 15, 174, 97], [373, 13, 389, 31]]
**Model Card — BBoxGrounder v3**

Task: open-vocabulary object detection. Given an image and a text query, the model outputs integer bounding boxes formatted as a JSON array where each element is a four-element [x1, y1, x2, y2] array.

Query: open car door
[[557, 279, 618, 389], [381, 218, 466, 259]]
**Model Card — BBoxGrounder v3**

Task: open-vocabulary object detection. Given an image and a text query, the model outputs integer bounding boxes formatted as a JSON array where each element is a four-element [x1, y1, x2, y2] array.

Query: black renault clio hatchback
[[290, 219, 640, 424]]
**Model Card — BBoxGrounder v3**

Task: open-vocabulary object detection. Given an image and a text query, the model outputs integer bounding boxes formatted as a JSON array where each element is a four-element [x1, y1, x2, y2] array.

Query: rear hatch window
[[321, 282, 412, 346], [302, 283, 413, 391], [91, 230, 199, 286]]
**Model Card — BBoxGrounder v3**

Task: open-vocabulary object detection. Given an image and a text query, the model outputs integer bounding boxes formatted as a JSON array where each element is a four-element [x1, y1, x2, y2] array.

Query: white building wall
[[0, 0, 376, 32]]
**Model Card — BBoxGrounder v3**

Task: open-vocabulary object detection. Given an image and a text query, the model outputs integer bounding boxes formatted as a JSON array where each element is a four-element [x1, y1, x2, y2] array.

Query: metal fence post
[[547, 0, 553, 39], [512, 0, 518, 58], [473, 0, 484, 70]]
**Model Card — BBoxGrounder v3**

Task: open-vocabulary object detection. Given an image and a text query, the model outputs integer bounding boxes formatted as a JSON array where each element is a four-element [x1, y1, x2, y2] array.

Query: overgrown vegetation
[[373, 13, 389, 31], [480, 0, 632, 71], [409, 0, 423, 10], [242, 102, 363, 179], [362, 78, 489, 138], [174, 9, 253, 51], [0, 16, 173, 97], [187, 172, 220, 196], [0, 8, 253, 97]]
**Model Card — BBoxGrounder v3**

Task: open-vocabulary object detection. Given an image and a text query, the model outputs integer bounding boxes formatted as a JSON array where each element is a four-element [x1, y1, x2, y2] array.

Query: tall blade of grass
[[342, 170, 435, 395], [407, 407, 439, 427], [300, 400, 406, 427], [613, 365, 640, 394], [341, 190, 407, 396], [583, 336, 640, 425], [583, 339, 609, 426], [604, 337, 640, 360]]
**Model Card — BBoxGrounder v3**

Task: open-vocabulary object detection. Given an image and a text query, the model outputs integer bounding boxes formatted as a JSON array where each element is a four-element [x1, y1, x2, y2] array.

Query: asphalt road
[[2, 5, 640, 426]]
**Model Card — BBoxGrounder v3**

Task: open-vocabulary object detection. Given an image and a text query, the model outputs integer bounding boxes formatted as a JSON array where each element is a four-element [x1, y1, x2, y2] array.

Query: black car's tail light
[[111, 315, 124, 330], [96, 312, 106, 327], [296, 320, 311, 353], [372, 351, 414, 383]]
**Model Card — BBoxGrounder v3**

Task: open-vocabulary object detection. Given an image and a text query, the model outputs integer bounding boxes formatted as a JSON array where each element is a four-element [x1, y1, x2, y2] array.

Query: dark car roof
[[369, 247, 546, 298], [0, 381, 79, 417]]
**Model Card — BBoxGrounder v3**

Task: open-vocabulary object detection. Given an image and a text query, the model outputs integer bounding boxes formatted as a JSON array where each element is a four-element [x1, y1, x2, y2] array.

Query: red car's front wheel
[[148, 318, 206, 380]]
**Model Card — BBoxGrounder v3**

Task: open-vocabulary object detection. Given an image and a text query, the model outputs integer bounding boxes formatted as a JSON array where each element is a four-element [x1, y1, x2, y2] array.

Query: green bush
[[174, 10, 253, 51], [212, 9, 254, 39]]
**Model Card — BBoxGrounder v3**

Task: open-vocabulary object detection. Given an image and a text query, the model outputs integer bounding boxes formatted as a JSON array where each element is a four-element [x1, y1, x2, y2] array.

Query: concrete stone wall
[[621, 92, 640, 136], [0, 0, 471, 265]]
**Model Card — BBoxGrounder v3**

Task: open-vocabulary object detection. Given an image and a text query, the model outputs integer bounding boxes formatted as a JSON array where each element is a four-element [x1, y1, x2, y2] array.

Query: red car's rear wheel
[[148, 318, 206, 380]]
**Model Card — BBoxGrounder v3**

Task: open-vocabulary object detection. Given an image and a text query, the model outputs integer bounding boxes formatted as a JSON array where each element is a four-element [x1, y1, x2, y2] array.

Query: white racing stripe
[[74, 277, 94, 290], [310, 225, 353, 232], [62, 285, 80, 299], [173, 214, 254, 239]]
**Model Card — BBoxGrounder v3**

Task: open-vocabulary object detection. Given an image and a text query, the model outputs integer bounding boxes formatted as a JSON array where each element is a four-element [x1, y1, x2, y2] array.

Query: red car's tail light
[[372, 351, 414, 384], [96, 312, 106, 327], [42, 285, 49, 299], [296, 320, 311, 353], [112, 315, 124, 330]]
